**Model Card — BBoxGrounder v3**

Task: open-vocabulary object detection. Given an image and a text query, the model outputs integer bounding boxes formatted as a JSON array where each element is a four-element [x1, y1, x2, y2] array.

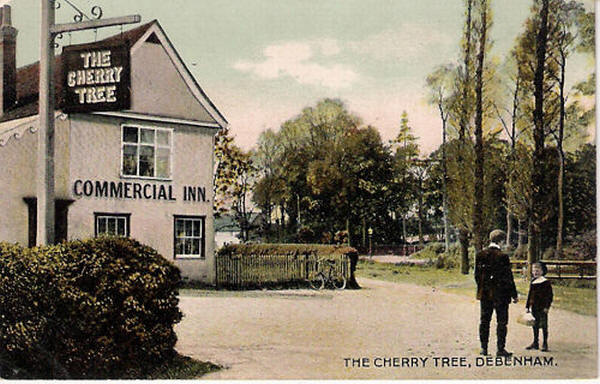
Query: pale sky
[[9, 0, 596, 153]]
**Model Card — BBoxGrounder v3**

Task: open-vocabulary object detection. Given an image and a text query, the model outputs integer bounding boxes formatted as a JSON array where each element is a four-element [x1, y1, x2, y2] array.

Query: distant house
[[215, 215, 241, 248], [214, 213, 266, 247]]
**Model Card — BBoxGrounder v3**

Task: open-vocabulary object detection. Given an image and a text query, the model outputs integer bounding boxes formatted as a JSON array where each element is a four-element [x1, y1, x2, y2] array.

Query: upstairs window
[[122, 125, 172, 179]]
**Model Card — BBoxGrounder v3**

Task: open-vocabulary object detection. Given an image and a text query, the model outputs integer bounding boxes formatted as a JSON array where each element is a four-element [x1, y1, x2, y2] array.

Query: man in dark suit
[[475, 229, 518, 357]]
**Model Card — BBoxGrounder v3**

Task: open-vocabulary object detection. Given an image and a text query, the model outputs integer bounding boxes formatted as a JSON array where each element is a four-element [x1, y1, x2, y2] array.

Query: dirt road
[[175, 278, 597, 379]]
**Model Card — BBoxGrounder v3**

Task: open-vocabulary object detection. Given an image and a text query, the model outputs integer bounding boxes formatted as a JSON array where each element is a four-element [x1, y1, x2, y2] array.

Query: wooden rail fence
[[216, 253, 350, 289], [511, 260, 596, 280]]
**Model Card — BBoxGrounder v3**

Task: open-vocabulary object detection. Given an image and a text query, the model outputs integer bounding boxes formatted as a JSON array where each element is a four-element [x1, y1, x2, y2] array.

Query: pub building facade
[[0, 6, 227, 283]]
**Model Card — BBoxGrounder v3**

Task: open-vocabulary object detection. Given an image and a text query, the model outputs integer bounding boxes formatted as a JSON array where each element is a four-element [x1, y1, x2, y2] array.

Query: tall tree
[[472, 0, 493, 253], [530, 0, 551, 263], [546, 2, 589, 255], [493, 52, 527, 248], [453, 0, 477, 274], [391, 111, 420, 243], [252, 129, 284, 237], [426, 64, 455, 251]]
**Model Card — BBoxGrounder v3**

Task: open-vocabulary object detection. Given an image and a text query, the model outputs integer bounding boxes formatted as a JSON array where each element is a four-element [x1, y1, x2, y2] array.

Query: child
[[525, 262, 553, 351]]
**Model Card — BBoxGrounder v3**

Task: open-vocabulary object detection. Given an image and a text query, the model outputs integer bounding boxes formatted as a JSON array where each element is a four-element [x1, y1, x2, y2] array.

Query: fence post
[[216, 254, 220, 289]]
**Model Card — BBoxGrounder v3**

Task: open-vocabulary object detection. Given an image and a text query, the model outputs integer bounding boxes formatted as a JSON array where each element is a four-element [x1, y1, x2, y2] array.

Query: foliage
[[392, 111, 419, 159], [214, 127, 257, 242], [410, 242, 446, 259], [410, 242, 476, 270], [297, 225, 315, 243], [566, 230, 597, 261], [564, 144, 596, 236], [240, 0, 597, 261], [0, 238, 182, 379], [251, 99, 401, 246], [130, 354, 220, 379]]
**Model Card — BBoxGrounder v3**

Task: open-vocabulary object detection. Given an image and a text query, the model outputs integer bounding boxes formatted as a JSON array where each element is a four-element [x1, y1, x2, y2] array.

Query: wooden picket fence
[[511, 260, 596, 280], [215, 253, 350, 289]]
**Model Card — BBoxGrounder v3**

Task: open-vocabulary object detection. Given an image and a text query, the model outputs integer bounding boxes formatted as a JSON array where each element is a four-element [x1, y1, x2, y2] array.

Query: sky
[[6, 0, 596, 153]]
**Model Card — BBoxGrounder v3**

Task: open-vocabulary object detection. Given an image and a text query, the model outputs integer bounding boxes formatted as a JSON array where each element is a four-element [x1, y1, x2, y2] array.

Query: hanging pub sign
[[62, 42, 130, 113]]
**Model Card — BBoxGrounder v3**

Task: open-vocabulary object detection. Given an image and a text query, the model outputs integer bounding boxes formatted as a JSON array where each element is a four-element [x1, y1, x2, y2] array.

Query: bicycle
[[307, 258, 346, 290]]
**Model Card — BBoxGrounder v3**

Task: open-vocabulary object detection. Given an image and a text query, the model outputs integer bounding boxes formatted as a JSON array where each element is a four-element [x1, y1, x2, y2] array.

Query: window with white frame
[[122, 125, 172, 179], [174, 216, 205, 259], [95, 213, 130, 237]]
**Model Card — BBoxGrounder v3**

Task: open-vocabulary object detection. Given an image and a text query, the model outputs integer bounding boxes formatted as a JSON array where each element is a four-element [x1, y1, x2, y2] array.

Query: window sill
[[175, 255, 206, 260], [120, 174, 173, 182]]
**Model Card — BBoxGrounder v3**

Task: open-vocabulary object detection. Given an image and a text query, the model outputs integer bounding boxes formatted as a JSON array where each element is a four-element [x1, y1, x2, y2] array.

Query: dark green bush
[[436, 243, 475, 270], [567, 230, 596, 260], [0, 237, 182, 379], [297, 226, 315, 243]]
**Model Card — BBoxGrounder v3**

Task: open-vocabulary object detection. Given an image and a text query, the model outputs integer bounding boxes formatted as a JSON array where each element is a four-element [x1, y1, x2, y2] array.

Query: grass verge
[[356, 259, 597, 317]]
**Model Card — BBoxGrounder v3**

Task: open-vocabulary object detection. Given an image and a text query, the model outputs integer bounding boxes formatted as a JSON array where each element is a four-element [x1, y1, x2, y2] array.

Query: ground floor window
[[94, 213, 130, 237], [174, 216, 205, 259]]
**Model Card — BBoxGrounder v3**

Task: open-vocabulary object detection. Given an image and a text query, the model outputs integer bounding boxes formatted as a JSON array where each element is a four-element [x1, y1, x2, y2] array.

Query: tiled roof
[[0, 20, 156, 123]]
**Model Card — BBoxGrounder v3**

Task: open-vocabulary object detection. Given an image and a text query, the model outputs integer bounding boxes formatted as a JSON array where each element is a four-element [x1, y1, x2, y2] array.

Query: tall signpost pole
[[37, 0, 55, 245], [36, 0, 140, 245]]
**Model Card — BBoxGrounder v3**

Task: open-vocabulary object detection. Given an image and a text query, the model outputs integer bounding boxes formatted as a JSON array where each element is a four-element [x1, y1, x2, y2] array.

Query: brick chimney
[[0, 5, 17, 114]]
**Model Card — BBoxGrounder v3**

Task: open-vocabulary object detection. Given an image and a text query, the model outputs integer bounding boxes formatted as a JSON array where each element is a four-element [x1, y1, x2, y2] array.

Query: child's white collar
[[532, 276, 547, 284], [488, 242, 501, 249]]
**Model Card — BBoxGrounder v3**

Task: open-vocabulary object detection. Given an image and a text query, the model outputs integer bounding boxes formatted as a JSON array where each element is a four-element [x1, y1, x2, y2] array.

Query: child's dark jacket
[[526, 276, 553, 310]]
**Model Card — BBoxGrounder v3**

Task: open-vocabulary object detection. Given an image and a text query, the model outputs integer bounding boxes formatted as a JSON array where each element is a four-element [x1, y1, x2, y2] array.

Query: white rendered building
[[0, 9, 227, 283]]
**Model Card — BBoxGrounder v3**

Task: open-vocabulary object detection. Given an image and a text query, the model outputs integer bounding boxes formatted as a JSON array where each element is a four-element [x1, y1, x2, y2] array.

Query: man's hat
[[489, 229, 506, 243]]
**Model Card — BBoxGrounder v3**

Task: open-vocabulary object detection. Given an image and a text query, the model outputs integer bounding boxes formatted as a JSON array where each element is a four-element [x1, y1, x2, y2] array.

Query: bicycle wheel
[[308, 274, 325, 290], [333, 275, 346, 290]]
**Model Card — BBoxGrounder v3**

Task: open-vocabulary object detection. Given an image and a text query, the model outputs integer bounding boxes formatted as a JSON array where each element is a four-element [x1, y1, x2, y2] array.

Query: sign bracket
[[50, 15, 141, 35]]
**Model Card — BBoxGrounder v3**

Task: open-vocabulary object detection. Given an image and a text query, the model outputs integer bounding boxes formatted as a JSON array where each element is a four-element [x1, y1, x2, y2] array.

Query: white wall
[[130, 41, 216, 123], [0, 117, 70, 244], [67, 114, 217, 282]]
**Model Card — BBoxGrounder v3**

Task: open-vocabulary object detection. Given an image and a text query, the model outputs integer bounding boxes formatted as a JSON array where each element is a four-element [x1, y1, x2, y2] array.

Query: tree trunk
[[460, 0, 473, 142], [472, 0, 488, 255], [506, 211, 512, 248], [418, 219, 423, 248], [362, 216, 366, 248], [556, 151, 564, 255], [346, 217, 351, 247], [443, 195, 450, 252], [527, 218, 538, 279], [441, 108, 450, 252], [556, 50, 566, 256], [418, 176, 424, 247], [518, 218, 526, 250], [402, 215, 407, 244], [530, 0, 550, 263], [459, 229, 470, 274]]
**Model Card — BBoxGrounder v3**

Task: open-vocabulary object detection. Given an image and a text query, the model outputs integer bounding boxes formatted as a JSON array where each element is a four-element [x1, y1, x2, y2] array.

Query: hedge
[[0, 237, 182, 379], [218, 243, 356, 257]]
